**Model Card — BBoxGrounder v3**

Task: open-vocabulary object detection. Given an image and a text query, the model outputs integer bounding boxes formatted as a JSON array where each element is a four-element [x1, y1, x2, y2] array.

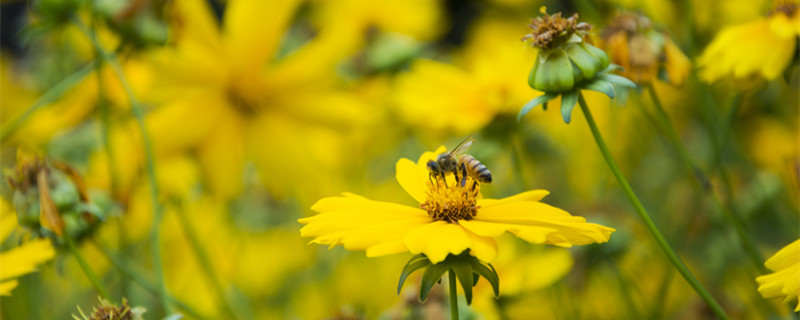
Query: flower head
[[299, 146, 614, 264], [600, 13, 691, 86], [698, 1, 800, 82], [756, 239, 800, 311], [74, 298, 146, 320], [518, 8, 636, 123]]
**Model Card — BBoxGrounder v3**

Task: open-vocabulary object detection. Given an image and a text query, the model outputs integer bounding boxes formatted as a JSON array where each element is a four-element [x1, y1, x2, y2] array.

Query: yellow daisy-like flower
[[0, 198, 56, 296], [698, 1, 800, 82], [756, 239, 800, 311], [299, 147, 614, 264]]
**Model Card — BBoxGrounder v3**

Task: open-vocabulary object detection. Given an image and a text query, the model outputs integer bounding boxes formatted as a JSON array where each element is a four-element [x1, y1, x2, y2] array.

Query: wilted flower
[[73, 297, 146, 320], [518, 7, 635, 123], [698, 1, 800, 82], [756, 239, 800, 311], [600, 12, 691, 86], [4, 150, 104, 238], [0, 198, 55, 296]]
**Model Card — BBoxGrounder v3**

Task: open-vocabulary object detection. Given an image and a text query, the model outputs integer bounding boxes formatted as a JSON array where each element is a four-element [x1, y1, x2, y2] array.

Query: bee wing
[[447, 135, 474, 157]]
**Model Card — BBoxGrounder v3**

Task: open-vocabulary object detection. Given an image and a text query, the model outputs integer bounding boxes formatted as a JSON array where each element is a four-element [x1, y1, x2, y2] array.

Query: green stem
[[72, 17, 172, 315], [175, 203, 242, 319], [91, 241, 209, 320], [64, 236, 109, 299], [646, 86, 766, 273], [0, 62, 96, 143], [448, 271, 459, 320], [577, 93, 729, 320]]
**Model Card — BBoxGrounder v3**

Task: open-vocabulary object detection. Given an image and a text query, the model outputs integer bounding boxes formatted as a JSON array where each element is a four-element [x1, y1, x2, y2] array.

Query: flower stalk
[[65, 235, 109, 299], [71, 17, 172, 315], [645, 85, 767, 273], [449, 271, 459, 320], [577, 92, 729, 320]]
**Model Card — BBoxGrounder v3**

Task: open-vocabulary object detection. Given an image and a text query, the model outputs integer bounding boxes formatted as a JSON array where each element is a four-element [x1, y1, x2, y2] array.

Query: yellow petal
[[198, 110, 246, 199], [224, 0, 302, 71], [301, 193, 430, 254], [394, 146, 448, 204], [404, 222, 497, 264], [395, 158, 429, 204], [764, 239, 800, 271], [474, 201, 614, 246], [477, 189, 550, 208], [0, 280, 18, 296], [147, 91, 227, 154], [0, 238, 55, 281], [172, 0, 222, 49], [663, 37, 691, 86]]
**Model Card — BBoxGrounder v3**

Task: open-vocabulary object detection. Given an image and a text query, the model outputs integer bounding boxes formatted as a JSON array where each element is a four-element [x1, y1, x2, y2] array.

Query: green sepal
[[566, 42, 603, 81], [560, 90, 579, 123], [397, 254, 431, 294], [583, 79, 616, 99], [469, 259, 500, 297], [419, 261, 450, 302], [599, 73, 637, 89], [451, 260, 474, 304], [582, 42, 610, 71], [518, 93, 559, 121], [533, 49, 574, 92], [472, 272, 480, 286]]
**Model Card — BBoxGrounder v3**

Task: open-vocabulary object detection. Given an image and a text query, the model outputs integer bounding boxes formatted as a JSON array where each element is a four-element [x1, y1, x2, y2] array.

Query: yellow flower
[[147, 0, 374, 200], [393, 20, 540, 135], [756, 239, 800, 311], [698, 2, 800, 82], [600, 13, 691, 86], [0, 198, 56, 296], [299, 146, 614, 264]]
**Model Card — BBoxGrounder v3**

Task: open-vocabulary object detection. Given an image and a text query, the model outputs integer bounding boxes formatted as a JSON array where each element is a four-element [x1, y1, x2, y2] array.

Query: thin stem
[[646, 86, 766, 273], [0, 62, 96, 143], [72, 17, 172, 315], [64, 236, 109, 299], [90, 240, 209, 320], [577, 93, 729, 320], [175, 203, 241, 319], [448, 271, 459, 320]]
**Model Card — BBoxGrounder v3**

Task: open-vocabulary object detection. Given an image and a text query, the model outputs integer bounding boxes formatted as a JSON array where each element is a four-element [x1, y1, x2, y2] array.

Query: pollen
[[420, 174, 481, 223], [521, 6, 591, 50]]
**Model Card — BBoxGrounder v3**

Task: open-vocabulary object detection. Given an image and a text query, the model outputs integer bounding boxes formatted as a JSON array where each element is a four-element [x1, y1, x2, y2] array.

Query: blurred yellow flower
[[600, 13, 691, 86], [756, 239, 800, 311], [698, 2, 800, 82], [0, 198, 56, 296], [300, 146, 614, 264], [393, 20, 540, 135], [148, 0, 374, 200]]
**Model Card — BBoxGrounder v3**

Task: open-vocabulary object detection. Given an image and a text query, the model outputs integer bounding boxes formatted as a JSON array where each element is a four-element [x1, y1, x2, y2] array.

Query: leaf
[[470, 260, 500, 297], [518, 93, 559, 121], [583, 79, 615, 99], [560, 90, 579, 124], [472, 272, 480, 287], [419, 261, 450, 302], [452, 262, 474, 304], [398, 255, 431, 294], [600, 73, 638, 89]]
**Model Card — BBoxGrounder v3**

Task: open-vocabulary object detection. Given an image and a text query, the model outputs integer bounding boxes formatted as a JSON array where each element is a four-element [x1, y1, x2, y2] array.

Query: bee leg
[[459, 162, 468, 188], [440, 172, 448, 188], [471, 180, 478, 192], [429, 173, 436, 186]]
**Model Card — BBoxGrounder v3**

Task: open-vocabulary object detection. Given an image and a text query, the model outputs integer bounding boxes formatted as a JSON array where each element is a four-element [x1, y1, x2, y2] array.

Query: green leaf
[[600, 73, 638, 89], [452, 262, 474, 304], [419, 261, 450, 302], [470, 260, 500, 297], [560, 90, 579, 123], [583, 79, 615, 99], [398, 255, 432, 294], [518, 93, 558, 121], [473, 272, 481, 286]]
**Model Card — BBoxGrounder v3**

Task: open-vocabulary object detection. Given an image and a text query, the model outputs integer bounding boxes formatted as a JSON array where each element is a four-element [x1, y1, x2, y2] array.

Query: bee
[[427, 136, 492, 187]]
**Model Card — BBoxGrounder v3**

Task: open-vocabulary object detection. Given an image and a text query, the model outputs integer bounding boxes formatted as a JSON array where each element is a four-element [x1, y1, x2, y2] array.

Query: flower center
[[522, 6, 591, 50], [769, 1, 798, 17], [420, 174, 480, 223]]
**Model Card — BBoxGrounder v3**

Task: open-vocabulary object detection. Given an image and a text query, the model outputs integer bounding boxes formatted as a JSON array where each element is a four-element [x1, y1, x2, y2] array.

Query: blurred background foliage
[[0, 0, 798, 319]]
